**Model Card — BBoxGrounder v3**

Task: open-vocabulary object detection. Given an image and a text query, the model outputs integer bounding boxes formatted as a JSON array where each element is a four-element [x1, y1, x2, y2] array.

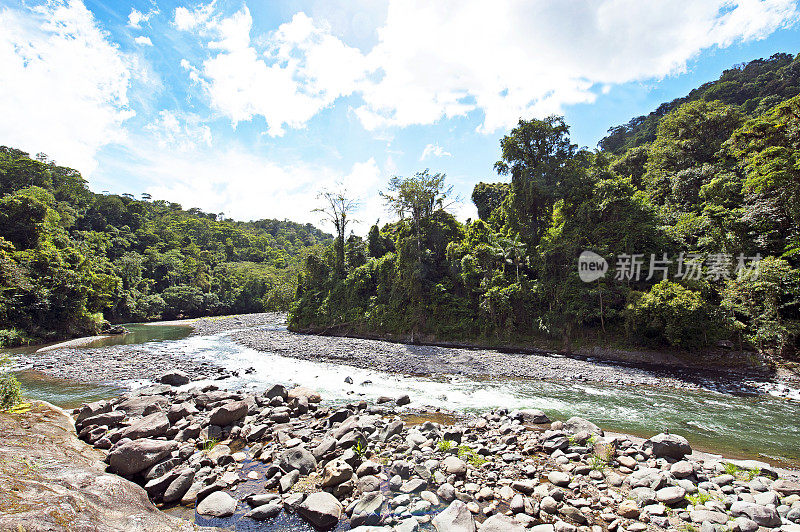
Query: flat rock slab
[[0, 401, 193, 531]]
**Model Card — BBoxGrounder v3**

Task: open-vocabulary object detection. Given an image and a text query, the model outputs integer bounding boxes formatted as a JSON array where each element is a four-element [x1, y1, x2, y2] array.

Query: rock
[[167, 402, 199, 423], [74, 399, 112, 424], [670, 460, 694, 478], [208, 400, 248, 426], [321, 458, 354, 487], [351, 492, 385, 526], [197, 491, 238, 517], [396, 395, 411, 406], [246, 493, 281, 507], [162, 469, 195, 503], [245, 503, 282, 520], [618, 499, 639, 519], [655, 486, 686, 505], [627, 467, 667, 490], [562, 417, 603, 436], [643, 433, 691, 459], [158, 370, 190, 386], [481, 514, 526, 532], [690, 509, 729, 524], [432, 500, 476, 532], [511, 409, 551, 424], [0, 401, 193, 531], [560, 506, 587, 525], [438, 483, 456, 502], [357, 475, 382, 493], [541, 496, 559, 514], [279, 446, 318, 475], [732, 516, 759, 532], [117, 395, 169, 417], [774, 478, 800, 496], [118, 412, 170, 440], [548, 471, 571, 487], [443, 456, 468, 476], [297, 491, 343, 530], [280, 470, 301, 492], [730, 501, 782, 528], [400, 478, 427, 493], [108, 438, 178, 476], [288, 386, 321, 403], [266, 383, 288, 400]]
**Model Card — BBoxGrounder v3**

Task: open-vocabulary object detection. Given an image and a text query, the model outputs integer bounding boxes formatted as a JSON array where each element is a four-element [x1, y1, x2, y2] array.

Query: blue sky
[[1, 0, 799, 232]]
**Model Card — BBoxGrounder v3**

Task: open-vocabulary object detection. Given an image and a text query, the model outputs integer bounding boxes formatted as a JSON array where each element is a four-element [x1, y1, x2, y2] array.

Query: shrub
[[625, 280, 722, 349], [0, 356, 22, 411]]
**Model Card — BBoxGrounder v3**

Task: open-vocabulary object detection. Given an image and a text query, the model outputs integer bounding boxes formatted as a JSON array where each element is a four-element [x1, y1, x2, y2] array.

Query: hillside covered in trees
[[0, 147, 330, 346], [290, 52, 800, 360]]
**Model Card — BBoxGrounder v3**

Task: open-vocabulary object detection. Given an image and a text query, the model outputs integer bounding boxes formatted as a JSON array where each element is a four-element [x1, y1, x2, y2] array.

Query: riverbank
[[36, 378, 800, 532]]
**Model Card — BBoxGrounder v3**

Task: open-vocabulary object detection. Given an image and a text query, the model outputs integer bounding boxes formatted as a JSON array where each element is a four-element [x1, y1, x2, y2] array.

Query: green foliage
[[437, 439, 455, 452], [471, 182, 511, 221], [600, 53, 800, 154], [0, 356, 22, 411], [685, 490, 712, 506], [0, 147, 331, 342], [722, 257, 800, 356], [625, 281, 722, 349], [589, 454, 608, 471]]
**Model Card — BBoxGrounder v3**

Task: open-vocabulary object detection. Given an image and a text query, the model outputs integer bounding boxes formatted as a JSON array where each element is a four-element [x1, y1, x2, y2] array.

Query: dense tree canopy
[[291, 53, 800, 359], [0, 148, 330, 346]]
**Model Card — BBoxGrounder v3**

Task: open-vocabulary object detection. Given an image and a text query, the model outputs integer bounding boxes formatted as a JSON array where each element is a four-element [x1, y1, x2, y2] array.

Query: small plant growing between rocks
[[437, 439, 455, 452], [353, 437, 367, 458], [589, 455, 608, 471], [200, 438, 219, 453], [457, 444, 487, 467], [685, 490, 711, 506], [722, 462, 760, 481]]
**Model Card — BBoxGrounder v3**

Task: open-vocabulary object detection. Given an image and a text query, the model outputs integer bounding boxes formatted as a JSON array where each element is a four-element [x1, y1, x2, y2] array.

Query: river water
[[8, 323, 800, 468]]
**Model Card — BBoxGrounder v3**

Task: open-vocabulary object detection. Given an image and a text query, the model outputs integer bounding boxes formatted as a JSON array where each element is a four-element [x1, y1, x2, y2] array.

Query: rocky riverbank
[[22, 313, 796, 397], [61, 372, 800, 532], [0, 400, 199, 531]]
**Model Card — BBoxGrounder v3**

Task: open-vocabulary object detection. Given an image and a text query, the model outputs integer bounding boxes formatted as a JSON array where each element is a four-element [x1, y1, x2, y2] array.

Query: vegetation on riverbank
[[0, 148, 331, 346], [290, 53, 800, 361]]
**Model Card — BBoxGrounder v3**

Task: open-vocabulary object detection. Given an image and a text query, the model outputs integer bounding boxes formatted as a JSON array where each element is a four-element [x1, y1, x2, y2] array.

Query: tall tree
[[314, 187, 358, 277]]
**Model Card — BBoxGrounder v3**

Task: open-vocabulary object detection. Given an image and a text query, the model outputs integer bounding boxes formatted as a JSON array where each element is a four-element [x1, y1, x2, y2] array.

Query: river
[[7, 320, 800, 468]]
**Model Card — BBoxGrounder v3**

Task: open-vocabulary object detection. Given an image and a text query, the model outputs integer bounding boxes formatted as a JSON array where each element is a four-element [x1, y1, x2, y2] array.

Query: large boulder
[[74, 399, 112, 424], [158, 370, 190, 386], [197, 490, 238, 517], [773, 478, 800, 496], [432, 500, 476, 532], [643, 433, 692, 459], [118, 412, 170, 440], [279, 446, 318, 475], [0, 401, 192, 531], [321, 458, 353, 487], [562, 417, 603, 436], [208, 400, 248, 426], [442, 456, 467, 476], [162, 468, 194, 503], [297, 492, 342, 529], [116, 395, 169, 417], [108, 438, 178, 476]]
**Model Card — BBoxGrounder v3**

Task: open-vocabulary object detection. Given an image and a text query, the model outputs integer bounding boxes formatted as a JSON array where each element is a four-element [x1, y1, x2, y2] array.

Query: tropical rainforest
[[290, 52, 800, 359], [0, 147, 330, 346]]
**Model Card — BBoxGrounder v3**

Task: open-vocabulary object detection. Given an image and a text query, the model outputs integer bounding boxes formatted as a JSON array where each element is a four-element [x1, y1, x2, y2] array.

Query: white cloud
[[119, 137, 381, 232], [357, 0, 799, 132], [174, 0, 798, 136], [175, 6, 369, 136], [128, 7, 158, 29], [134, 35, 153, 46], [420, 143, 451, 161], [144, 110, 212, 151], [0, 0, 134, 173]]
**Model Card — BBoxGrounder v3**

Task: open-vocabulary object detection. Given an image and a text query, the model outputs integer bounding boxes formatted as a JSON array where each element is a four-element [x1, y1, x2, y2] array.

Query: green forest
[[0, 147, 330, 346], [290, 52, 800, 359]]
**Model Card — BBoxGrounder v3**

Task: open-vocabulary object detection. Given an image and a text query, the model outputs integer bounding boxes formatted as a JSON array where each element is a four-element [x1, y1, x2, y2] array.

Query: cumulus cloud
[[0, 0, 134, 173], [420, 143, 452, 161], [175, 6, 369, 135], [134, 35, 153, 46], [174, 0, 798, 135]]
